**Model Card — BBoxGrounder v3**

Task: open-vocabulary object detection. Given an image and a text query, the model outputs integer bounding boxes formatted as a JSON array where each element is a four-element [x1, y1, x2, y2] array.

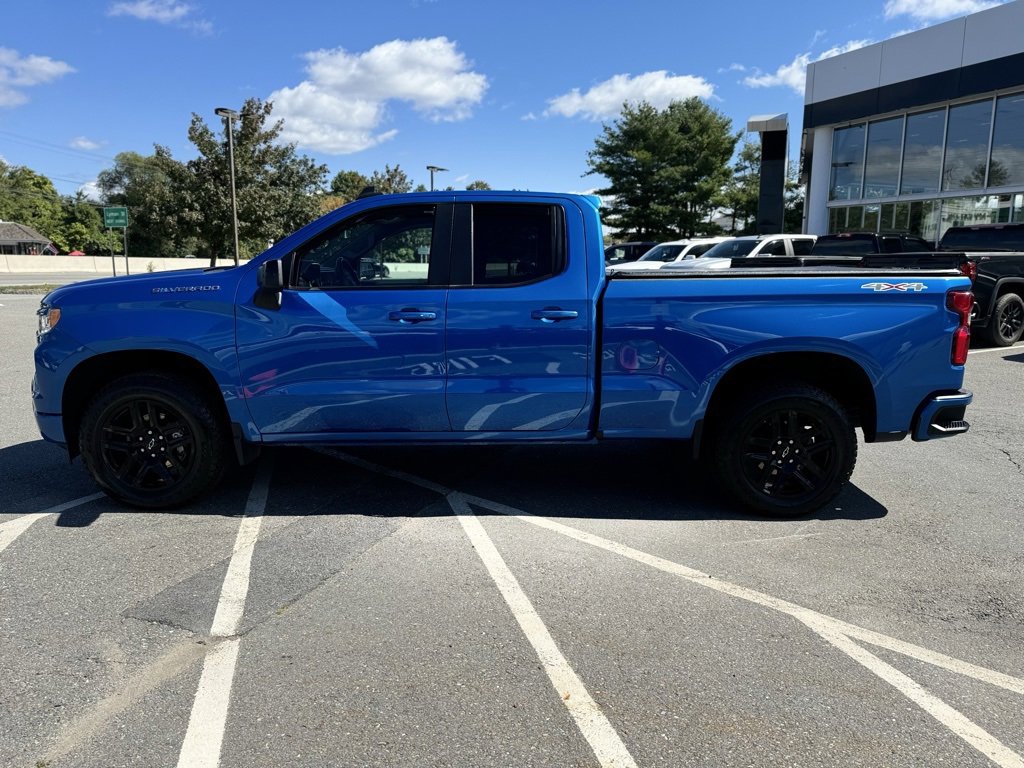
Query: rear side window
[[472, 204, 564, 285], [792, 238, 814, 255], [759, 239, 787, 256], [940, 226, 1024, 251]]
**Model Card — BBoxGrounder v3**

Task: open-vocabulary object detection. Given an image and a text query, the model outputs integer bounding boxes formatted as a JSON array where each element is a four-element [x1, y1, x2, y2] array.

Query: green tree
[[586, 98, 738, 239], [183, 97, 328, 262], [784, 160, 805, 233], [330, 169, 370, 203], [369, 164, 413, 194], [59, 192, 120, 253], [0, 161, 63, 240], [97, 148, 187, 258], [721, 139, 761, 235], [466, 180, 491, 190]]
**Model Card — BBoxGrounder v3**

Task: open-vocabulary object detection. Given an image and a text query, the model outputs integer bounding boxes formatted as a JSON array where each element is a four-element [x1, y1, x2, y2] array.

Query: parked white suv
[[608, 237, 732, 271], [662, 234, 817, 271]]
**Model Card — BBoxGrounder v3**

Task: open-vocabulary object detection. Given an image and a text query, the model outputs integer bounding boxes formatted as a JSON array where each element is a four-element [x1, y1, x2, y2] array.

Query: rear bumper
[[912, 390, 972, 441]]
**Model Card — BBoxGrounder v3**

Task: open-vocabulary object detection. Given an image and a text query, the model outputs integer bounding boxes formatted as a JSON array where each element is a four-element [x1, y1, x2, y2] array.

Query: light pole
[[426, 164, 448, 191], [215, 107, 241, 266]]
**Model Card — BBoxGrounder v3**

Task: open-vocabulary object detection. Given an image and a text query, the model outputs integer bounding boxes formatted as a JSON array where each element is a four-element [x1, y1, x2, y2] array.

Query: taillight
[[958, 260, 977, 283], [947, 289, 972, 365]]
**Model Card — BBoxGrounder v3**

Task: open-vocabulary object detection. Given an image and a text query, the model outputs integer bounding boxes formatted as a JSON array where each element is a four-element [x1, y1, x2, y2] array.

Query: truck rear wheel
[[712, 383, 857, 517], [79, 373, 228, 509], [988, 292, 1024, 347]]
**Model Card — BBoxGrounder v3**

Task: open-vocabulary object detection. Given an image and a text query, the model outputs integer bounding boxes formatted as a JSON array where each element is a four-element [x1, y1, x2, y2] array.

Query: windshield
[[701, 239, 757, 258], [638, 244, 685, 262]]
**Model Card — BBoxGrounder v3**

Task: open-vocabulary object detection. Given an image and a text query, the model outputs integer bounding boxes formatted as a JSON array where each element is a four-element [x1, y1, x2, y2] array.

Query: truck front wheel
[[988, 292, 1024, 347], [713, 384, 857, 517], [79, 373, 228, 508]]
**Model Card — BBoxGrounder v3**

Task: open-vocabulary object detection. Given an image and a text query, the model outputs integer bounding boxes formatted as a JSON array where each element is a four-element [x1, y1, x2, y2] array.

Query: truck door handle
[[531, 308, 579, 323], [388, 309, 437, 324]]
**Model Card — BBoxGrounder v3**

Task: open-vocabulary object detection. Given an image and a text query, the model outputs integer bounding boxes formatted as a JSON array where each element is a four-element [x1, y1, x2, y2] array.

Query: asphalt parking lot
[[2, 291, 1023, 768]]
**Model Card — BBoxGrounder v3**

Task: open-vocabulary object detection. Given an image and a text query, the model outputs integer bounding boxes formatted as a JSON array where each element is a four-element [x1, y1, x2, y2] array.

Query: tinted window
[[294, 205, 434, 289], [702, 239, 758, 258], [638, 244, 685, 262], [472, 204, 563, 285], [901, 110, 945, 195], [940, 225, 1024, 251], [812, 236, 877, 255], [791, 238, 814, 255], [759, 239, 788, 256], [688, 242, 718, 257]]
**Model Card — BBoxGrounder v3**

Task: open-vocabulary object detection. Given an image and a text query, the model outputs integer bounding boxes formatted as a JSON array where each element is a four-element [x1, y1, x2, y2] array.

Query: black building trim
[[804, 51, 1024, 129]]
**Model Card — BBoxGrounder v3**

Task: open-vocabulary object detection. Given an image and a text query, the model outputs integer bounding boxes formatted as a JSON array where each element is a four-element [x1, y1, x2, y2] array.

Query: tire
[[987, 292, 1024, 347], [712, 383, 857, 517], [79, 373, 229, 509]]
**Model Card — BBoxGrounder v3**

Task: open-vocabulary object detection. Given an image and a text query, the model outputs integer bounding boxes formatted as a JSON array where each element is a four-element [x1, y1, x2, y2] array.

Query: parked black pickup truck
[[938, 223, 1024, 346], [811, 232, 934, 255]]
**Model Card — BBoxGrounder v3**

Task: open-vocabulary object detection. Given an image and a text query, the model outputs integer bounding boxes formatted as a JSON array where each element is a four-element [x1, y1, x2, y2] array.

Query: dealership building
[[801, 0, 1024, 241]]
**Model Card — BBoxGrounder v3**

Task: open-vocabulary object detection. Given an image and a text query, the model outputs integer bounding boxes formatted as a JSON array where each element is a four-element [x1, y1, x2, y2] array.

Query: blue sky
[[0, 0, 1009, 198]]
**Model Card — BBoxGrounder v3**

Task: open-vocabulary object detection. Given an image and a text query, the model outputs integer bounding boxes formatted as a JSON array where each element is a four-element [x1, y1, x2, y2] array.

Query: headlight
[[37, 304, 61, 339]]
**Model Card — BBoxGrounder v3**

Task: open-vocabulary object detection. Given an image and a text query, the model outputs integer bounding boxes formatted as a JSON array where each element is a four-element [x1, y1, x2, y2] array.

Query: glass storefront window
[[990, 93, 1024, 187], [908, 200, 940, 242], [864, 117, 903, 198], [900, 109, 946, 195], [829, 125, 865, 201], [894, 202, 910, 231], [942, 100, 992, 191], [828, 205, 864, 233], [863, 204, 880, 232]]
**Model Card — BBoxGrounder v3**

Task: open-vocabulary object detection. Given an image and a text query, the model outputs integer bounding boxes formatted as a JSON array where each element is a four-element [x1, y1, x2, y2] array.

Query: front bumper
[[912, 390, 973, 441]]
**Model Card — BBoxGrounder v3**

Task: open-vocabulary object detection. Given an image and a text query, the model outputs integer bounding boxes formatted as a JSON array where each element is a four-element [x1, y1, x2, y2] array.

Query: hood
[[43, 265, 242, 306]]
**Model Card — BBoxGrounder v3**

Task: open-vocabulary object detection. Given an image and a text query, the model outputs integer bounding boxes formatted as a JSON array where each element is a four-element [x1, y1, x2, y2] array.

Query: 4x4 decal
[[860, 282, 928, 292]]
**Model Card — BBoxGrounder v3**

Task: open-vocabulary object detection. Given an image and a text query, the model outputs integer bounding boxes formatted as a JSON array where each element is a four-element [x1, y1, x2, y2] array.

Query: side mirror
[[255, 258, 283, 310]]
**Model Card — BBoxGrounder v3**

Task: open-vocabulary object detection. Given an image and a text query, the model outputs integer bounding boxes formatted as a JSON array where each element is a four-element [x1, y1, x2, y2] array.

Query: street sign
[[103, 207, 128, 228]]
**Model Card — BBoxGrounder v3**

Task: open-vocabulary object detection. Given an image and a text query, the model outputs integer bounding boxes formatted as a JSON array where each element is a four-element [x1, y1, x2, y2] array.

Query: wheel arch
[[62, 350, 232, 460], [698, 351, 877, 458]]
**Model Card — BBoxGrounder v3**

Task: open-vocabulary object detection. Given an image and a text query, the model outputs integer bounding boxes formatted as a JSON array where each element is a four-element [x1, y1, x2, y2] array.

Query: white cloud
[[70, 136, 102, 150], [0, 48, 74, 107], [108, 1, 212, 33], [78, 180, 103, 202], [883, 0, 1002, 21], [743, 40, 872, 94], [545, 71, 715, 121], [270, 37, 487, 154]]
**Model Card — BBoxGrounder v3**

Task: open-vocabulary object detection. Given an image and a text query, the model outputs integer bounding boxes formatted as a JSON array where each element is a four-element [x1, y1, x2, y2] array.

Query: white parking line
[[969, 346, 1022, 355], [321, 452, 1024, 765], [176, 459, 273, 768], [460, 493, 1024, 766], [451, 493, 638, 768], [0, 492, 105, 555]]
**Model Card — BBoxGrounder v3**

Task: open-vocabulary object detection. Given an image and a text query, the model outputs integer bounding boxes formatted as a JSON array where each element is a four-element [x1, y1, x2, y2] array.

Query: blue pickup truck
[[33, 191, 974, 516]]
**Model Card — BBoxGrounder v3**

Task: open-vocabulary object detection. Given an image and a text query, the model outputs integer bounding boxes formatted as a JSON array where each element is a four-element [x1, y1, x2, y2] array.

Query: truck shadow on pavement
[[0, 438, 888, 526]]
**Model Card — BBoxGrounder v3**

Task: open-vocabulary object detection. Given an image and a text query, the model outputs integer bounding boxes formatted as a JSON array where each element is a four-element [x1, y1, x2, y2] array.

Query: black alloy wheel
[[98, 397, 196, 492], [80, 373, 228, 508], [989, 293, 1024, 347], [714, 383, 857, 517]]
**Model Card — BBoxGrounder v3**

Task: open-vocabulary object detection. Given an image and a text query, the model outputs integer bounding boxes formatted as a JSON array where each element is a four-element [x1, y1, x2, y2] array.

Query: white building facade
[[802, 0, 1024, 242]]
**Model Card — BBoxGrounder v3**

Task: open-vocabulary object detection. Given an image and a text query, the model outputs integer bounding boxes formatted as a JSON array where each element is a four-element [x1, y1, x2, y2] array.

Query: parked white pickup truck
[[609, 237, 731, 271], [663, 234, 818, 271]]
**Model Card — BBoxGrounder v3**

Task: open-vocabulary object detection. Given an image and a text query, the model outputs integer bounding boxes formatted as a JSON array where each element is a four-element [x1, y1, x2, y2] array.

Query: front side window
[[293, 205, 435, 289], [472, 204, 563, 285]]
